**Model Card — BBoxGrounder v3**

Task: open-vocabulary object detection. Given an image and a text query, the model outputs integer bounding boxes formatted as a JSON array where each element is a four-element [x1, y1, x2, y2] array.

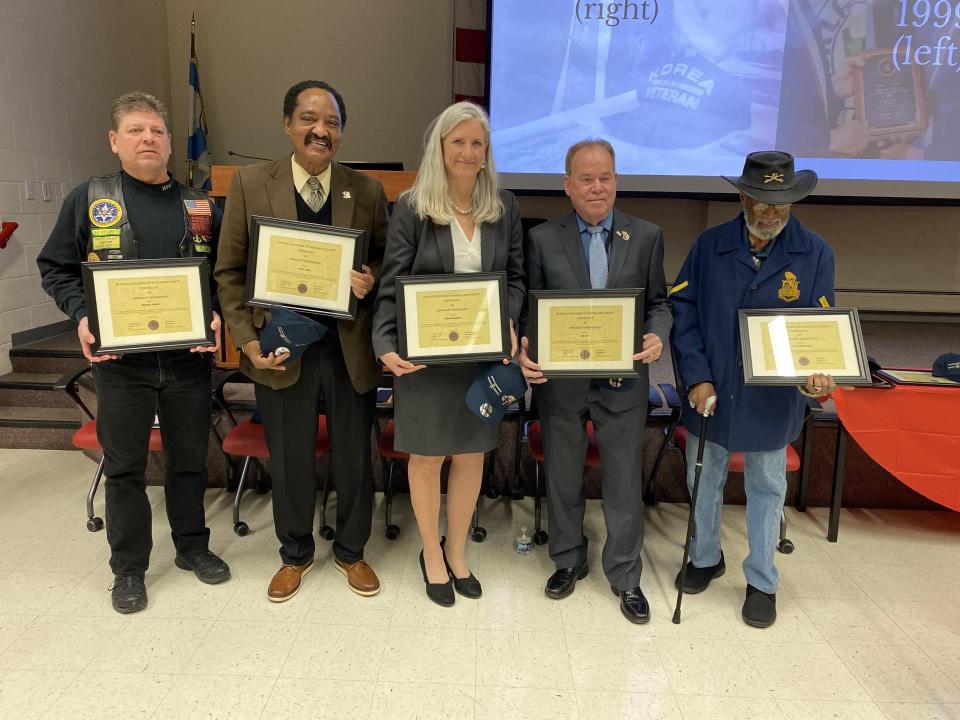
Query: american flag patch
[[184, 199, 212, 216]]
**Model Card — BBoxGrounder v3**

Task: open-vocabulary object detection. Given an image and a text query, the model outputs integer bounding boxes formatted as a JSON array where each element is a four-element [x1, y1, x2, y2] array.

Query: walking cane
[[672, 394, 716, 624]]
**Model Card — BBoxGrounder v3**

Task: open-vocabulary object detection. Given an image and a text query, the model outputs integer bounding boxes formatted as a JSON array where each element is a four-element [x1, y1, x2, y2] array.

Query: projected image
[[489, 0, 960, 190], [777, 0, 959, 162], [490, 0, 791, 175]]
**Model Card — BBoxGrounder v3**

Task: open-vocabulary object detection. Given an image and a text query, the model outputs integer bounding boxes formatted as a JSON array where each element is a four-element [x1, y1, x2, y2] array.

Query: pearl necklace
[[451, 201, 473, 215]]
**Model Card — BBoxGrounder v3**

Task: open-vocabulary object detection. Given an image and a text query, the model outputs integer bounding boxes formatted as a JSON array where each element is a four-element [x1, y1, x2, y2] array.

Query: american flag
[[453, 0, 487, 105], [183, 199, 212, 216]]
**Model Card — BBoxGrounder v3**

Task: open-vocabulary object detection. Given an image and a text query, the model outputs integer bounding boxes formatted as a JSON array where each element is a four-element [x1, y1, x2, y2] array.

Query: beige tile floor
[[0, 448, 959, 720]]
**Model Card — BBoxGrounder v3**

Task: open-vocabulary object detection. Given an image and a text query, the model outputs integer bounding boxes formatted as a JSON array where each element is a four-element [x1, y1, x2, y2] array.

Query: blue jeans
[[684, 435, 786, 594]]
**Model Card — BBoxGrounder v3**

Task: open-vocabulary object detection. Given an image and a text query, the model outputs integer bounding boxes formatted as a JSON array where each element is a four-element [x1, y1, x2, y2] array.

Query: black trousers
[[93, 351, 213, 576], [540, 392, 648, 590], [255, 338, 375, 566]]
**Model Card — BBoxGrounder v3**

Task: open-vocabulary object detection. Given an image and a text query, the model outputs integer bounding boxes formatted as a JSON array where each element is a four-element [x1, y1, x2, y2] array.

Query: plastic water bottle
[[515, 526, 532, 555]]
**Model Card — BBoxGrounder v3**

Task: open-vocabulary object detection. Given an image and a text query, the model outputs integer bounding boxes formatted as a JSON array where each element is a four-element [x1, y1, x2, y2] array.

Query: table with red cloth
[[826, 375, 960, 539]]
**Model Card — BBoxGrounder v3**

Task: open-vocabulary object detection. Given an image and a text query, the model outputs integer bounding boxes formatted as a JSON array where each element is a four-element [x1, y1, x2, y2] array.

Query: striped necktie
[[306, 176, 323, 212], [588, 225, 607, 289]]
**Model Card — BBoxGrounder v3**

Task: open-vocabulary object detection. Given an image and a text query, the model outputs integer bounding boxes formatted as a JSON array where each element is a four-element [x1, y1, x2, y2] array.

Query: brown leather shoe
[[335, 558, 381, 596], [267, 560, 314, 603]]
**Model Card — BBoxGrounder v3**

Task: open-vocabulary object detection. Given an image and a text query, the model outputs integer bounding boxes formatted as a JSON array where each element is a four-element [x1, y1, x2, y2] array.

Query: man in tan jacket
[[215, 80, 387, 602]]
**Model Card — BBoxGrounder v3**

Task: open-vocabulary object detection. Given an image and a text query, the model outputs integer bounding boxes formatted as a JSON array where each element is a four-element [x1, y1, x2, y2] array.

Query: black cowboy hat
[[723, 150, 818, 204]]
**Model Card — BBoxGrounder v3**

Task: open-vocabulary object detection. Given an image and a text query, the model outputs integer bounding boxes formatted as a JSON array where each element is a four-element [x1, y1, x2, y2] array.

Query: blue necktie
[[588, 225, 607, 289]]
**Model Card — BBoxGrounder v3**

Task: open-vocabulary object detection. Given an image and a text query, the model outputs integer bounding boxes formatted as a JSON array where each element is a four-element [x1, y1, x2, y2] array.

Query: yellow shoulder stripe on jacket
[[818, 295, 830, 308], [668, 280, 689, 296]]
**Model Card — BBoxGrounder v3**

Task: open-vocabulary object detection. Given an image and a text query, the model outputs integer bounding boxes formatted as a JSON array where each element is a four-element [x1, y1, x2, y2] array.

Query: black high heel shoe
[[419, 549, 455, 607], [440, 537, 482, 599]]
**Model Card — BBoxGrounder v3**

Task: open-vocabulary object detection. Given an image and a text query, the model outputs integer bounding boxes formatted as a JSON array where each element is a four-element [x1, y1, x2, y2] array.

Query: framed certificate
[[81, 258, 215, 355], [853, 49, 927, 144], [529, 289, 643, 378], [245, 215, 364, 320], [875, 369, 960, 387], [739, 308, 871, 385], [396, 272, 509, 364]]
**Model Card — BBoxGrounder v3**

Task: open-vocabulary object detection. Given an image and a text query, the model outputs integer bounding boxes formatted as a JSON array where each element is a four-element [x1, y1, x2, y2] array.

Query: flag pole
[[187, 13, 196, 186]]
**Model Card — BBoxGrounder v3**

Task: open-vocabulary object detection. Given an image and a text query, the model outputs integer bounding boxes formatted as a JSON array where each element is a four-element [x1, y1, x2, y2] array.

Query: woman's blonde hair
[[406, 101, 503, 225]]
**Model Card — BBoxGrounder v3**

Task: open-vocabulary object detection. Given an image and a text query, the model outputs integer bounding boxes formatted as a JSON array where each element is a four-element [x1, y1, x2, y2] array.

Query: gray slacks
[[540, 392, 648, 590]]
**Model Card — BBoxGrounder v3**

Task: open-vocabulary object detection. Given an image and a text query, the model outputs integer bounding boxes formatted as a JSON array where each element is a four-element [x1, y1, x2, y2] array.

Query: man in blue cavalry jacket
[[670, 151, 836, 628]]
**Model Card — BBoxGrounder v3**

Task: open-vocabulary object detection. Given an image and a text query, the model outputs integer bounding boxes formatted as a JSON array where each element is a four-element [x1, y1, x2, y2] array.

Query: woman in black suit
[[372, 102, 525, 606]]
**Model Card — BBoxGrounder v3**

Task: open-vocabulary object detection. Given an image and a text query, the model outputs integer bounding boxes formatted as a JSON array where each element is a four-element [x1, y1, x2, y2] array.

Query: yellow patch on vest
[[92, 235, 121, 250], [668, 280, 689, 296]]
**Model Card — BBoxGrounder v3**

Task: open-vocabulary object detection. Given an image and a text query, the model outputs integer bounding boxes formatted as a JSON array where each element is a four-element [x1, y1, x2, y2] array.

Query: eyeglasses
[[745, 197, 791, 213]]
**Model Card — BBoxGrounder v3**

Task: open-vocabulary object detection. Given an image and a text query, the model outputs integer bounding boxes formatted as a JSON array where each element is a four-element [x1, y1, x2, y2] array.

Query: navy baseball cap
[[932, 353, 960, 381], [258, 308, 326, 364], [465, 362, 527, 426]]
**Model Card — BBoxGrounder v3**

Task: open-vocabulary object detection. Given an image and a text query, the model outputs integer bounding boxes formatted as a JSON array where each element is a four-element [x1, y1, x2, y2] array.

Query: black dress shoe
[[419, 550, 455, 607], [675, 551, 726, 594], [742, 584, 777, 628], [111, 574, 147, 614], [440, 537, 482, 599], [611, 585, 651, 624], [544, 558, 588, 599], [175, 550, 232, 585]]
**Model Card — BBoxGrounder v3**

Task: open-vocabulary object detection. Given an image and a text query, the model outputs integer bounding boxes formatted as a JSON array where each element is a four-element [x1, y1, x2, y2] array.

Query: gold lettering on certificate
[[549, 306, 623, 362], [266, 235, 342, 300], [416, 288, 490, 348], [107, 276, 192, 337], [760, 319, 844, 371]]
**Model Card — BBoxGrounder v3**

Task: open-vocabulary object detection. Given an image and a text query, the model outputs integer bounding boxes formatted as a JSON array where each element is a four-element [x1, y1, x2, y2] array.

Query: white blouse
[[451, 219, 482, 273]]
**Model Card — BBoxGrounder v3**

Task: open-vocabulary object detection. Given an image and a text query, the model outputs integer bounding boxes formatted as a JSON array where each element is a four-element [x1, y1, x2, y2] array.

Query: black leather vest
[[85, 173, 213, 262]]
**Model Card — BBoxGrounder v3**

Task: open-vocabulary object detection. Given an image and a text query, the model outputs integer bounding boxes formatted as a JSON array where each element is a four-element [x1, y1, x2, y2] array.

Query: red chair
[[73, 419, 164, 533], [673, 426, 801, 553], [378, 419, 488, 542], [222, 416, 331, 536]]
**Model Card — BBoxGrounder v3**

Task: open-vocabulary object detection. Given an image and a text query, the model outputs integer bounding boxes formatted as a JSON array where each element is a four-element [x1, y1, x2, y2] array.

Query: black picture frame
[[396, 272, 510, 364], [529, 288, 644, 378], [244, 215, 365, 320], [739, 307, 872, 386], [81, 257, 215, 355]]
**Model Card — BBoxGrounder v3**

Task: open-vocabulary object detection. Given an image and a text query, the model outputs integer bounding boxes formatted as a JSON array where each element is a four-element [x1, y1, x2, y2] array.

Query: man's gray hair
[[110, 91, 170, 131], [564, 138, 616, 175]]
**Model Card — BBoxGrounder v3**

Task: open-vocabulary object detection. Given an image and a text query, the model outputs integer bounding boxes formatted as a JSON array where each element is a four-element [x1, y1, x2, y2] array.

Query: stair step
[[0, 406, 81, 450], [0, 372, 81, 408], [0, 406, 82, 429]]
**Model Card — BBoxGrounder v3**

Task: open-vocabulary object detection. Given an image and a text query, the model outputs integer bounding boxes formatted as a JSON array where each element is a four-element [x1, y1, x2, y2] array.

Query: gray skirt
[[392, 362, 500, 456]]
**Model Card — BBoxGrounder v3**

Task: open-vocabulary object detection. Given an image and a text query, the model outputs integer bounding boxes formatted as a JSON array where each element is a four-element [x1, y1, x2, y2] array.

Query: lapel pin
[[341, 190, 352, 199], [616, 229, 630, 241]]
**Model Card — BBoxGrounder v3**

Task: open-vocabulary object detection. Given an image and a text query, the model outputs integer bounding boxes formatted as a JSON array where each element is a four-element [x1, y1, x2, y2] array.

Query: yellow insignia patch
[[87, 252, 100, 262], [778, 271, 800, 302], [88, 199, 122, 228]]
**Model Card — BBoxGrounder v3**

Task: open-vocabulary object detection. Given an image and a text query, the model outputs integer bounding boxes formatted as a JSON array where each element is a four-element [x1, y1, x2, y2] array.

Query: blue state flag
[[187, 16, 211, 189]]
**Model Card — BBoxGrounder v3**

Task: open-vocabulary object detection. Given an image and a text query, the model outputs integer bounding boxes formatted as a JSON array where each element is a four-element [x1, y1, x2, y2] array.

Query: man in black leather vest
[[37, 91, 230, 614]]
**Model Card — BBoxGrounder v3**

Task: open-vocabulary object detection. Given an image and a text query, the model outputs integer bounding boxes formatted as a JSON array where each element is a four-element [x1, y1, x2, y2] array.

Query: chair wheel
[[484, 487, 500, 499], [642, 490, 657, 507], [319, 526, 335, 541], [234, 521, 249, 537], [778, 538, 795, 554], [471, 527, 487, 543], [86, 517, 104, 532], [385, 524, 400, 540], [533, 530, 548, 545]]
